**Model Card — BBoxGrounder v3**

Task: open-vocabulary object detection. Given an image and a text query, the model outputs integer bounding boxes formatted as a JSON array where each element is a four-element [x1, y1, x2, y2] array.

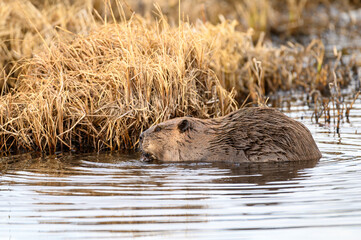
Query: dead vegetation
[[0, 15, 240, 154], [0, 0, 360, 154]]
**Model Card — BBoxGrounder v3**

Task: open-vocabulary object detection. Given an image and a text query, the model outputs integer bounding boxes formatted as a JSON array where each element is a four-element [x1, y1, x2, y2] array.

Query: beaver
[[139, 107, 322, 162]]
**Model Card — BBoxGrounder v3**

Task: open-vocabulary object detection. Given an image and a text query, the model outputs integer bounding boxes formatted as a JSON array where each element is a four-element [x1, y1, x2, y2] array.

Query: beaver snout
[[137, 132, 145, 153], [139, 131, 157, 162], [140, 152, 155, 162]]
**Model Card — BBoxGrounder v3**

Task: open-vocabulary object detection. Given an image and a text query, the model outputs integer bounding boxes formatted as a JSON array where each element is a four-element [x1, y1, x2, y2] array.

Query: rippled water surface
[[1, 101, 361, 240]]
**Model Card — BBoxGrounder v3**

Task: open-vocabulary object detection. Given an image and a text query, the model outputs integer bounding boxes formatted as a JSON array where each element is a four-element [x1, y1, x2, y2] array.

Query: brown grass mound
[[0, 2, 357, 155], [0, 17, 239, 154]]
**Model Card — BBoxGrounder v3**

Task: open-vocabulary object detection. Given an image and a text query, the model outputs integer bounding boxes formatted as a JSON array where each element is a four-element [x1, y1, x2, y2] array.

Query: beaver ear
[[178, 119, 190, 133]]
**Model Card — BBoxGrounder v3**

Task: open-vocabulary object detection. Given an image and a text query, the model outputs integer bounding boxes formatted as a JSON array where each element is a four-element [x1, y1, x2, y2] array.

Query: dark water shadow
[[1, 152, 319, 186], [157, 159, 319, 186]]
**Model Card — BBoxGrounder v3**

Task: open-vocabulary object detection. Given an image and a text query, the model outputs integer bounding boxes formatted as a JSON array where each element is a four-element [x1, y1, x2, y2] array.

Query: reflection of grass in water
[[0, 152, 74, 174], [0, 0, 359, 154]]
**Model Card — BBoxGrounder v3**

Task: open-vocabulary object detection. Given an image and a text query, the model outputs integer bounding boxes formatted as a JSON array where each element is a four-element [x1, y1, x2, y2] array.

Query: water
[[1, 100, 361, 240]]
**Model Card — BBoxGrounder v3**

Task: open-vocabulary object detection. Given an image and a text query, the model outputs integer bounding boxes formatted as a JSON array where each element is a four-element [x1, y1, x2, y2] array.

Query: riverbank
[[0, 0, 359, 154]]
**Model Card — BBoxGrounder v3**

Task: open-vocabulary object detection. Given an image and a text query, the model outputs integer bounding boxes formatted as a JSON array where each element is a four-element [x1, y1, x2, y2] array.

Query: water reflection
[[1, 152, 318, 186], [0, 152, 322, 239], [201, 160, 318, 185]]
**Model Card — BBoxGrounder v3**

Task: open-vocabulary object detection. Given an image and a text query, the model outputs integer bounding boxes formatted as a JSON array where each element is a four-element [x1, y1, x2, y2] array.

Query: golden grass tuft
[[0, 16, 240, 154], [0, 0, 98, 92]]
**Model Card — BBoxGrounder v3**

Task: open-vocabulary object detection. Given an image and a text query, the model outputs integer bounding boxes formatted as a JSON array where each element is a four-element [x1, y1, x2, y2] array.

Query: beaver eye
[[178, 119, 190, 133], [154, 126, 161, 132]]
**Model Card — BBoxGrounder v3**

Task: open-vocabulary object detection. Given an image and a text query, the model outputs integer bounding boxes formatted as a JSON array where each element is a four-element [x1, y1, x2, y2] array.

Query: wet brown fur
[[139, 107, 322, 162]]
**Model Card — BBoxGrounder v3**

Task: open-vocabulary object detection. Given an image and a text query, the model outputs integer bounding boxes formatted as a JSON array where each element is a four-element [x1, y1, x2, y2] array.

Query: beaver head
[[139, 117, 212, 162]]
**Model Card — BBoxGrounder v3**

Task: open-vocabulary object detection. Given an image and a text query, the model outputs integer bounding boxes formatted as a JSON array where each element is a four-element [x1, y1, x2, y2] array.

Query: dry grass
[[0, 0, 99, 93], [310, 48, 360, 131], [2, 0, 359, 91], [2, 0, 360, 91], [0, 15, 240, 154], [0, 0, 359, 155]]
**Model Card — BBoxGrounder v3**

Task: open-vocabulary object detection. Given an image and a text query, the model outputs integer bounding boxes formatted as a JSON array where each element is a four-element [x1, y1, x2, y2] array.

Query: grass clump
[[0, 0, 98, 93], [0, 16, 238, 154]]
